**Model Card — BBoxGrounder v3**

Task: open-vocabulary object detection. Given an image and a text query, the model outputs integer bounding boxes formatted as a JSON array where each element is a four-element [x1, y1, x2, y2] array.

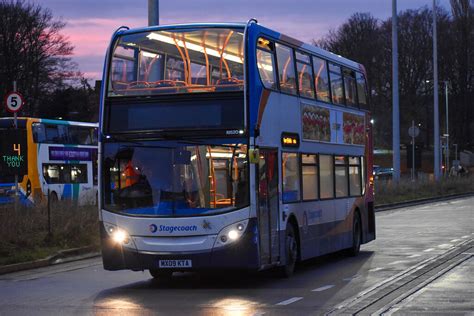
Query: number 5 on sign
[[4, 92, 24, 113]]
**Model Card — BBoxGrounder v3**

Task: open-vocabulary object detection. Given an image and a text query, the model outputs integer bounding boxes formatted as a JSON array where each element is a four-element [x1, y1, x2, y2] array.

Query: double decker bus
[[99, 20, 375, 278], [0, 118, 98, 205]]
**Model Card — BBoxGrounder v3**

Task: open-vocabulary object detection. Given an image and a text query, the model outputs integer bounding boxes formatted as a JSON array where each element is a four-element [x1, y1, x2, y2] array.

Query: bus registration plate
[[159, 259, 192, 268]]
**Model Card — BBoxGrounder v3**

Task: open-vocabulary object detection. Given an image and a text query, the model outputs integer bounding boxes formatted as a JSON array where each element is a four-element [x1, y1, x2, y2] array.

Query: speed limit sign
[[4, 92, 24, 113]]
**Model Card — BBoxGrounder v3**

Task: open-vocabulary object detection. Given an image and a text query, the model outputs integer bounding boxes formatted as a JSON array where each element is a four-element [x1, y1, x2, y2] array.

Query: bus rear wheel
[[279, 223, 298, 278], [347, 212, 361, 257], [149, 269, 173, 280]]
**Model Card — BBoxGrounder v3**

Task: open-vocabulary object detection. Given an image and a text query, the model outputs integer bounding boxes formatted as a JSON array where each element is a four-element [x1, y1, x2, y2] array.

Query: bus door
[[257, 148, 280, 265]]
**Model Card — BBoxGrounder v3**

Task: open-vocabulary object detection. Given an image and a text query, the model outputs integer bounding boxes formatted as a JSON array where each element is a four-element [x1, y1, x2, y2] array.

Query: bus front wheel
[[279, 223, 298, 278]]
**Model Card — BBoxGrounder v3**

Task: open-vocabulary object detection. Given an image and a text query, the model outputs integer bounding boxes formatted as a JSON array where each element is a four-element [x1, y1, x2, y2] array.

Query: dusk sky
[[32, 0, 451, 81]]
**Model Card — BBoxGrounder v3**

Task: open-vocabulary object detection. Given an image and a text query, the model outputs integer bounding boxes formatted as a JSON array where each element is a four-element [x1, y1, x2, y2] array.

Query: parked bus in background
[[98, 20, 375, 278], [0, 118, 98, 205]]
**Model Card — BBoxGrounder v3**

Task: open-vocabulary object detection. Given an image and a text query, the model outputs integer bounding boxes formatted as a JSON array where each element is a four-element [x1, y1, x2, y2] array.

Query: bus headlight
[[214, 219, 249, 249], [104, 223, 131, 245]]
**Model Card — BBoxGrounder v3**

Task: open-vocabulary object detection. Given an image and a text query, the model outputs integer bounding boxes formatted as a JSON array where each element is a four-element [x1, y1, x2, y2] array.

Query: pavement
[[0, 197, 472, 315]]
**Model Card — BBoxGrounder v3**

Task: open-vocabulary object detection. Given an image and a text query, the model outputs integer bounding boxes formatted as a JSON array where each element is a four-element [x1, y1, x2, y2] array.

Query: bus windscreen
[[108, 28, 244, 97]]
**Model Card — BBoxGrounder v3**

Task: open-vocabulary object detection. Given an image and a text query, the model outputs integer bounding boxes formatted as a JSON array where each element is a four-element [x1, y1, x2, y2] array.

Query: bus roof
[[0, 117, 98, 128], [117, 21, 363, 71]]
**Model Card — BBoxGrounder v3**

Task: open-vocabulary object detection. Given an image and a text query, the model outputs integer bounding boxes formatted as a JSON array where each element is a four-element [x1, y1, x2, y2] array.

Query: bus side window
[[343, 68, 357, 107], [57, 125, 69, 143], [334, 156, 348, 197], [275, 43, 297, 95], [301, 154, 318, 200], [282, 152, 300, 203], [32, 123, 46, 143], [349, 156, 362, 196], [256, 38, 277, 90], [71, 164, 88, 183], [312, 56, 330, 102], [319, 155, 334, 199], [356, 72, 369, 109], [329, 63, 344, 105], [43, 164, 56, 183], [296, 51, 314, 98], [45, 125, 59, 143]]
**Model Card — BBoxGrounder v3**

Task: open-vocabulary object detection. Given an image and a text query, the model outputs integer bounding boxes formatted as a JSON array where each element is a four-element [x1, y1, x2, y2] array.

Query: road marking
[[437, 244, 452, 248], [343, 275, 359, 281], [450, 239, 460, 243], [388, 260, 409, 265], [407, 254, 421, 258], [275, 297, 303, 305], [461, 235, 469, 239], [423, 248, 435, 252], [312, 285, 335, 292], [369, 267, 384, 272]]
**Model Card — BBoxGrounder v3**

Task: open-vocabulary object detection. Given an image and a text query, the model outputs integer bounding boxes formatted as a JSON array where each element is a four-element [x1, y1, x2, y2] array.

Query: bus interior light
[[146, 32, 243, 64]]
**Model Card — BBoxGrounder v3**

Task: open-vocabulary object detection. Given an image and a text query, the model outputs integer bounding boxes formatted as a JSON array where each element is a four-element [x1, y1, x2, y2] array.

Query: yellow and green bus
[[0, 117, 98, 206]]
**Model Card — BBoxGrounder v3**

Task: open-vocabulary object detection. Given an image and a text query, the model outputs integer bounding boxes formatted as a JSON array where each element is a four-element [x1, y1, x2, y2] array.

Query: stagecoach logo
[[202, 220, 212, 230], [149, 224, 158, 233]]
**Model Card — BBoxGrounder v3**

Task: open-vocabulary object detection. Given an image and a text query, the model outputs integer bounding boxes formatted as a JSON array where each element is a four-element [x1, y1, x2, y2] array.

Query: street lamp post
[[392, 0, 400, 183], [432, 0, 441, 181], [444, 81, 449, 175], [148, 0, 159, 26]]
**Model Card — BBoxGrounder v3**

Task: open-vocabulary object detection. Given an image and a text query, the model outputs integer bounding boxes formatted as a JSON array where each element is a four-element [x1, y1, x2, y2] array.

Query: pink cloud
[[64, 17, 145, 57]]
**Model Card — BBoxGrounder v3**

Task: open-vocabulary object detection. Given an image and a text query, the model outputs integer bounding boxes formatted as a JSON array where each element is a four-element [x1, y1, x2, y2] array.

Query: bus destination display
[[0, 129, 28, 176]]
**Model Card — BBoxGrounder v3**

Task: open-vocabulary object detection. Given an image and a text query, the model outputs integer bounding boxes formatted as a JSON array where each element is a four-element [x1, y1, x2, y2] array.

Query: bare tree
[[315, 3, 473, 150], [449, 0, 474, 149], [0, 0, 78, 116]]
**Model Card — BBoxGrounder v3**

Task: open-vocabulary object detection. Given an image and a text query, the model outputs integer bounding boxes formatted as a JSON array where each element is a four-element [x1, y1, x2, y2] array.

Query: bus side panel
[[19, 119, 42, 205], [286, 199, 337, 261]]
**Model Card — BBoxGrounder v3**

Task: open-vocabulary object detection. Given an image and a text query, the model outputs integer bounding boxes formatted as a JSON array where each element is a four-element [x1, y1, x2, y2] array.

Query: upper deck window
[[343, 68, 357, 107], [296, 51, 314, 98], [275, 43, 297, 95], [329, 63, 344, 105], [356, 72, 369, 109], [312, 56, 330, 102], [32, 123, 98, 145], [256, 38, 277, 90], [108, 28, 244, 97]]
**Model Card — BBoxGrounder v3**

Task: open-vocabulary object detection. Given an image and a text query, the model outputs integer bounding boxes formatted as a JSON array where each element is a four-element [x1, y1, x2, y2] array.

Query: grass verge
[[0, 201, 99, 266], [1, 175, 472, 267], [374, 175, 474, 205]]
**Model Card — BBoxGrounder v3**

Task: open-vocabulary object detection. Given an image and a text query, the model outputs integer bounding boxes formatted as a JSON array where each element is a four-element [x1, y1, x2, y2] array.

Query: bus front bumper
[[100, 218, 259, 271]]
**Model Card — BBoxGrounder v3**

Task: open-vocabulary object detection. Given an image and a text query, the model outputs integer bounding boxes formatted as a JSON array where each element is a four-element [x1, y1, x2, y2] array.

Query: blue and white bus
[[99, 20, 375, 278]]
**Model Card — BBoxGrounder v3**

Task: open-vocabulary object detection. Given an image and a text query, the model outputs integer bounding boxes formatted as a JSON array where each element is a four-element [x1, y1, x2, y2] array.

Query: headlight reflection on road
[[95, 298, 148, 315], [212, 298, 260, 316]]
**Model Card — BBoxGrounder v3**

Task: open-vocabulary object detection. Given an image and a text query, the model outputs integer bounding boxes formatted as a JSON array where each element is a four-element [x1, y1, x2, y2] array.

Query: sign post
[[4, 81, 24, 208], [408, 120, 420, 181]]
